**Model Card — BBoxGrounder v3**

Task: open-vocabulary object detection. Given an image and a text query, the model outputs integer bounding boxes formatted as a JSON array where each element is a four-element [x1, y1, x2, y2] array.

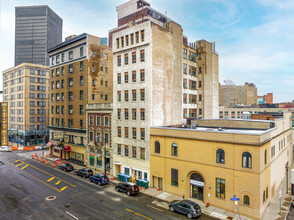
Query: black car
[[115, 183, 139, 196], [169, 200, 202, 219], [76, 168, 93, 178], [58, 163, 74, 172]]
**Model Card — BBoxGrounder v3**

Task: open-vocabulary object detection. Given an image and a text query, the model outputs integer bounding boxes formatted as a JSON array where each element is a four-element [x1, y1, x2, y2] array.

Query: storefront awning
[[46, 142, 53, 147], [64, 146, 71, 151]]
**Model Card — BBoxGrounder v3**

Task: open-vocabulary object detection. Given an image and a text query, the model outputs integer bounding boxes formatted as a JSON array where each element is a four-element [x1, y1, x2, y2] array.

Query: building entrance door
[[190, 173, 204, 201]]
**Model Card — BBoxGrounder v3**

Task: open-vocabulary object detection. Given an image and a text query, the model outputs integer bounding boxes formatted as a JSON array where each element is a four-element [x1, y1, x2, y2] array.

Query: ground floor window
[[216, 178, 225, 199], [124, 167, 130, 175], [89, 155, 95, 166], [96, 155, 102, 168], [171, 168, 178, 186]]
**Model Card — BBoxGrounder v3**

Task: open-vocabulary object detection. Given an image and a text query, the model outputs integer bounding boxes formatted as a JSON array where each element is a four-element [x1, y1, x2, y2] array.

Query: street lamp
[[286, 165, 289, 194]]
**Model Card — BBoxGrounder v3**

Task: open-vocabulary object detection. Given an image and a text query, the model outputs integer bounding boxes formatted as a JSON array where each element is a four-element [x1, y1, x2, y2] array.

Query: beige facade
[[220, 81, 257, 106], [48, 33, 113, 165], [3, 63, 49, 146], [150, 114, 292, 219]]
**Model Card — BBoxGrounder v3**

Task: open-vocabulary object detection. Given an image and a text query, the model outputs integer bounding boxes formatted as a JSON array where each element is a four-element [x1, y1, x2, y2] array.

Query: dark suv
[[169, 200, 202, 219], [115, 183, 139, 196], [58, 163, 74, 172], [76, 168, 93, 178]]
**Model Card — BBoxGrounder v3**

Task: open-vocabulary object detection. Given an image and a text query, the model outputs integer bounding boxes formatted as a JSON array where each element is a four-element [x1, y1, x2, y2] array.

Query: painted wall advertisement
[[1, 102, 8, 146]]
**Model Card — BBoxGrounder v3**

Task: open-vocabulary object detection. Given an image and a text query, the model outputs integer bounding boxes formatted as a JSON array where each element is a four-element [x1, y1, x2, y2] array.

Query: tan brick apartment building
[[48, 33, 113, 165], [219, 80, 257, 106], [3, 63, 49, 146]]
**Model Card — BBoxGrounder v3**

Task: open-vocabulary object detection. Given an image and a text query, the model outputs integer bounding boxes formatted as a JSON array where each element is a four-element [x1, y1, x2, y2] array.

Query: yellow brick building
[[150, 114, 292, 219]]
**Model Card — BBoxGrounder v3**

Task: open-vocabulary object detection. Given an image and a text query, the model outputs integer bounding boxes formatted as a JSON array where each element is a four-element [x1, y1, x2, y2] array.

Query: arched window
[[155, 141, 160, 154], [97, 148, 102, 155], [90, 147, 95, 153], [242, 152, 252, 168], [244, 195, 250, 206], [216, 149, 225, 164], [171, 143, 178, 156]]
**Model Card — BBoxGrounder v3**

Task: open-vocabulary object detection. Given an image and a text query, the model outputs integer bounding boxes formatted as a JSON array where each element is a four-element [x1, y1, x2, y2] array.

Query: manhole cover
[[46, 196, 57, 201]]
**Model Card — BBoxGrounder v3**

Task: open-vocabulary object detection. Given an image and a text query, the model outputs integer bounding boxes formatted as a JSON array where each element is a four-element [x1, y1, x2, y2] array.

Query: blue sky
[[0, 0, 293, 102]]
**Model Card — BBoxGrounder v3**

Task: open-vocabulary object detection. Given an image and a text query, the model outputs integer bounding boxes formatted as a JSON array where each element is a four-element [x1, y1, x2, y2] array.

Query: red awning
[[46, 142, 53, 147], [64, 146, 71, 151]]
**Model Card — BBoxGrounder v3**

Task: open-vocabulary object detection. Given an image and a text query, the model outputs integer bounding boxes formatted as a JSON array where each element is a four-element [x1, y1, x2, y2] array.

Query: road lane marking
[[21, 164, 29, 170], [47, 177, 54, 182], [61, 186, 67, 191], [146, 205, 164, 212], [55, 180, 61, 185], [14, 166, 61, 192], [15, 162, 24, 167], [14, 160, 19, 163], [126, 209, 152, 220], [18, 160, 76, 187]]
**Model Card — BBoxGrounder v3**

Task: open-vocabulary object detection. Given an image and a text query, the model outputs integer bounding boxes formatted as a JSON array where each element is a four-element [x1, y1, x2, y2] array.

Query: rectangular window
[[130, 33, 134, 44], [140, 148, 145, 160], [125, 127, 129, 138], [140, 69, 145, 81], [61, 93, 64, 101], [132, 52, 136, 63], [92, 65, 95, 72], [140, 108, 145, 120], [69, 92, 73, 101], [125, 146, 129, 157], [216, 178, 226, 199], [124, 90, 129, 101], [104, 116, 109, 127], [68, 105, 73, 114], [135, 32, 139, 43], [124, 72, 129, 83], [61, 53, 64, 62], [124, 53, 128, 65], [132, 127, 136, 139], [69, 64, 73, 73], [118, 144, 121, 155], [140, 128, 145, 140], [117, 73, 121, 84], [89, 116, 94, 125], [131, 90, 137, 101], [79, 105, 83, 115], [132, 108, 137, 120], [92, 79, 95, 86], [117, 109, 121, 119], [56, 80, 60, 89], [125, 109, 129, 120], [125, 35, 129, 46], [69, 51, 73, 60], [104, 133, 109, 145], [140, 89, 145, 101], [96, 116, 101, 126], [61, 67, 64, 75], [116, 38, 119, 49], [141, 30, 145, 41], [117, 91, 121, 102], [118, 126, 121, 137], [79, 61, 83, 71], [80, 90, 83, 100], [80, 47, 84, 57], [140, 50, 145, 62], [117, 55, 121, 66], [171, 168, 178, 186], [132, 147, 137, 159], [131, 71, 136, 83]]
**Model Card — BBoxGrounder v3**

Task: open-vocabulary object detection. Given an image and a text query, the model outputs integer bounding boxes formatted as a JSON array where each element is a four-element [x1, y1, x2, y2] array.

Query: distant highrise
[[15, 5, 62, 66]]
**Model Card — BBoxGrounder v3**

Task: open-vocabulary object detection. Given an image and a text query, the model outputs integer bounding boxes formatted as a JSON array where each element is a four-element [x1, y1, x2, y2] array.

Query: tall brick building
[[48, 33, 113, 165]]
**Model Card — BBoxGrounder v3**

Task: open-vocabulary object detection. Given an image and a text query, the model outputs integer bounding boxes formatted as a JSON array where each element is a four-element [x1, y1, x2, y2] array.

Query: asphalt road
[[0, 150, 216, 220]]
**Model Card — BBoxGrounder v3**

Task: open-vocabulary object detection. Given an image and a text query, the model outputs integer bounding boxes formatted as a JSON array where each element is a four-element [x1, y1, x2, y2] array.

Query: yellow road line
[[15, 162, 24, 167], [18, 160, 76, 187], [55, 180, 61, 185], [47, 177, 54, 182], [14, 166, 61, 192], [126, 209, 152, 220], [21, 164, 29, 170], [14, 160, 19, 163], [60, 186, 67, 191]]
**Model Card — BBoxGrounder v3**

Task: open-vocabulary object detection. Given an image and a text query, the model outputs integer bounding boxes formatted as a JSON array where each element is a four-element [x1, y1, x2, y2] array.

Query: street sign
[[230, 195, 240, 201]]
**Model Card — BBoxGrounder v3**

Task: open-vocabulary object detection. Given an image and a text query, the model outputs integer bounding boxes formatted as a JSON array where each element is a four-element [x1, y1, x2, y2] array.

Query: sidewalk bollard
[[45, 160, 48, 165], [52, 162, 55, 168], [36, 156, 38, 161], [32, 155, 34, 159], [41, 158, 44, 163], [35, 153, 37, 157]]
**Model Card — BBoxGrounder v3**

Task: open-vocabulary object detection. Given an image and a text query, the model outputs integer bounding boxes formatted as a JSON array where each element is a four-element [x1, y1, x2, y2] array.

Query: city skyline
[[0, 0, 293, 102]]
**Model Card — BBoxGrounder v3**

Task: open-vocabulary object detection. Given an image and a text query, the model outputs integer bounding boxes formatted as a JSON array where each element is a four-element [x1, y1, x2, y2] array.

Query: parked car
[[58, 163, 74, 172], [89, 174, 109, 185], [292, 196, 294, 208], [76, 168, 93, 178], [115, 182, 139, 196], [0, 146, 12, 152], [169, 200, 202, 219]]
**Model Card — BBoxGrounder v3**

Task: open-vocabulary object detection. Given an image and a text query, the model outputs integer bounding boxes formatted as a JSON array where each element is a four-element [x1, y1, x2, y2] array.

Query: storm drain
[[46, 196, 57, 201], [64, 204, 71, 208]]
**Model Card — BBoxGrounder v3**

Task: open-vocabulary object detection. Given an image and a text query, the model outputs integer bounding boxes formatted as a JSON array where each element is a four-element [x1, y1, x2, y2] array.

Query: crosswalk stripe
[[55, 180, 61, 185], [21, 164, 29, 170], [47, 177, 54, 182], [60, 186, 67, 191]]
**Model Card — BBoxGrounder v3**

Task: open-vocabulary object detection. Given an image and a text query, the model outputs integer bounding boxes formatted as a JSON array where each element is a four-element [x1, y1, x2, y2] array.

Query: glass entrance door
[[191, 185, 204, 201]]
